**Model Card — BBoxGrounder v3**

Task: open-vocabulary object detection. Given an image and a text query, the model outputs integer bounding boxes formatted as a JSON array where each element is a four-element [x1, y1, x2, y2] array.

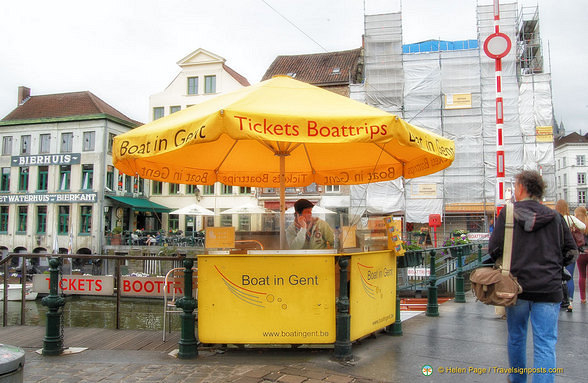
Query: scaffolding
[[352, 2, 555, 231]]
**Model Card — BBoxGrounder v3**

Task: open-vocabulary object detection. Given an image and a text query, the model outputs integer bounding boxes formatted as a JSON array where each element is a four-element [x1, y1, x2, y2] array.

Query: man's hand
[[294, 215, 307, 231]]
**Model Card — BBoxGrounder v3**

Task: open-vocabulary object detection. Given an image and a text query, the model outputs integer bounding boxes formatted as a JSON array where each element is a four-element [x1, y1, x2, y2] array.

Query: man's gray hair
[[515, 170, 545, 200]]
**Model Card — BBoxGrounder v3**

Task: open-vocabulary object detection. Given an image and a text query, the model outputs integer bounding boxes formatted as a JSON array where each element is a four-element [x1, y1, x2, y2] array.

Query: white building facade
[[554, 133, 588, 209], [147, 48, 261, 233], [0, 87, 140, 256]]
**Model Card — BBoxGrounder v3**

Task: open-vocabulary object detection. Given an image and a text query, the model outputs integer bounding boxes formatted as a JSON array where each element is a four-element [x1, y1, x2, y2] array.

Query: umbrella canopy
[[170, 204, 215, 216], [285, 205, 336, 215], [220, 203, 276, 215], [113, 76, 455, 248]]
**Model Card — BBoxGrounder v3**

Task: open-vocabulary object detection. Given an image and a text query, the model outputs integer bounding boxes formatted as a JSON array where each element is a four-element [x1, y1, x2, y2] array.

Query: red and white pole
[[483, 0, 511, 216]]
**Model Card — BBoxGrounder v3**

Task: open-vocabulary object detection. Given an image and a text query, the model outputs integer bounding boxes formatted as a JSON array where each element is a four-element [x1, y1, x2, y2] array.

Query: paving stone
[[276, 374, 307, 383], [324, 375, 354, 383]]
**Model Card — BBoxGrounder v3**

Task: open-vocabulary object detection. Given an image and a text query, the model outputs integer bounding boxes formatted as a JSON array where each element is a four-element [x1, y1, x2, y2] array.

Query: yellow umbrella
[[113, 76, 454, 248]]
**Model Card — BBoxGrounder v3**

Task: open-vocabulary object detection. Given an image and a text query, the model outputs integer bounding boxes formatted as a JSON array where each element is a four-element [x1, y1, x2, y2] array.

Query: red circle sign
[[483, 32, 511, 59]]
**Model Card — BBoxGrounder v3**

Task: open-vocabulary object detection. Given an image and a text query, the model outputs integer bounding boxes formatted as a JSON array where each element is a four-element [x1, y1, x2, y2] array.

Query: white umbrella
[[170, 204, 215, 216], [220, 203, 276, 215], [285, 205, 336, 215]]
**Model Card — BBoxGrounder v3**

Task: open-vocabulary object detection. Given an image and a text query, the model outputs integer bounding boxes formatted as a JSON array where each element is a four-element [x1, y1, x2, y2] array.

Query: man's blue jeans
[[506, 299, 559, 383]]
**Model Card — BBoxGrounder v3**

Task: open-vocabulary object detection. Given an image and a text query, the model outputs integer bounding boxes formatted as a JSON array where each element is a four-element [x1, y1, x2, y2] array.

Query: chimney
[[18, 86, 30, 105]]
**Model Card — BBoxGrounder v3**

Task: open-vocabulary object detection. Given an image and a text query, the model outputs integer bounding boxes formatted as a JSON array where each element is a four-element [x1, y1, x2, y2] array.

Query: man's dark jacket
[[488, 199, 577, 302]]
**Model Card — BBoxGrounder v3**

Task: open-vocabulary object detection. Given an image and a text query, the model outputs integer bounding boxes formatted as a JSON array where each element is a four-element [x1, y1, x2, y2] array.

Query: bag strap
[[502, 202, 514, 276]]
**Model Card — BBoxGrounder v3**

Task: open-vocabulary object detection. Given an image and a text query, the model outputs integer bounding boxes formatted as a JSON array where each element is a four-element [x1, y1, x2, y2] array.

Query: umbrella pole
[[279, 154, 286, 249]]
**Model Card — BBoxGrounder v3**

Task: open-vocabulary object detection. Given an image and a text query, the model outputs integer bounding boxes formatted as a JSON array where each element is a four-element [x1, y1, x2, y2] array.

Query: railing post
[[41, 257, 65, 355], [477, 243, 483, 264], [175, 258, 198, 359], [3, 261, 8, 327], [426, 250, 439, 317], [455, 246, 466, 303], [334, 256, 352, 361], [386, 292, 403, 336]]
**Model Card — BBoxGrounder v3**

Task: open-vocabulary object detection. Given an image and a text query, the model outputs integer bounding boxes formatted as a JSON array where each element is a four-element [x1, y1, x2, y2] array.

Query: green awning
[[107, 196, 172, 213]]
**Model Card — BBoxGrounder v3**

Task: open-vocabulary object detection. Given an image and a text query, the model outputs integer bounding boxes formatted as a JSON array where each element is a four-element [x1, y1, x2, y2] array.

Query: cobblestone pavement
[[23, 348, 379, 383], [17, 292, 588, 382]]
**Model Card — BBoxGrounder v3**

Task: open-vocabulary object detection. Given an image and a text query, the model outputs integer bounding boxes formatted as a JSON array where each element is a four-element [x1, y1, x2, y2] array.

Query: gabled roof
[[261, 48, 362, 85], [223, 64, 250, 87], [177, 48, 225, 67], [176, 48, 250, 87], [555, 132, 588, 148], [0, 91, 141, 127]]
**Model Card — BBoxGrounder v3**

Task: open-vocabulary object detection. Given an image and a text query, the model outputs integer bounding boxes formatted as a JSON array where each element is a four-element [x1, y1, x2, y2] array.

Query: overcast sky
[[1, 0, 585, 133]]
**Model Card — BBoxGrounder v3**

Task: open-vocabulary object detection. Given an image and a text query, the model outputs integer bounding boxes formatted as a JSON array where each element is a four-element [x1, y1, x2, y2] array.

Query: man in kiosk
[[286, 199, 334, 249]]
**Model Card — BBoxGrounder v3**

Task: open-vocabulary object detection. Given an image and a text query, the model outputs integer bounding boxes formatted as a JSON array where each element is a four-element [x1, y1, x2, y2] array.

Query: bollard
[[477, 243, 483, 264], [426, 250, 439, 317], [386, 293, 403, 336], [175, 258, 198, 359], [454, 246, 466, 303], [333, 256, 352, 361], [41, 258, 65, 355]]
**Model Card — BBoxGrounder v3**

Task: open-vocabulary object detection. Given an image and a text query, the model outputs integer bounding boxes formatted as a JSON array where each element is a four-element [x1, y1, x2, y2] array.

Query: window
[[169, 214, 179, 231], [106, 165, 114, 190], [153, 107, 164, 120], [169, 183, 180, 194], [17, 206, 27, 233], [221, 210, 232, 227], [108, 133, 115, 154], [152, 181, 163, 195], [137, 177, 144, 194], [37, 166, 48, 191], [305, 183, 318, 193], [36, 206, 47, 234], [563, 157, 567, 167], [18, 167, 29, 192], [579, 173, 586, 185], [577, 155, 586, 166], [124, 175, 132, 193], [170, 105, 181, 114], [0, 168, 10, 192], [2, 136, 12, 156], [563, 174, 568, 186], [40, 134, 51, 154], [117, 174, 123, 191], [187, 77, 198, 95], [204, 75, 216, 94], [239, 215, 250, 231], [326, 185, 340, 193], [579, 190, 587, 204], [203, 184, 215, 195], [59, 165, 71, 190], [61, 132, 73, 153], [184, 216, 195, 235], [221, 184, 232, 195], [0, 206, 8, 232], [239, 187, 251, 194], [80, 206, 92, 233], [187, 184, 199, 194], [20, 135, 31, 154], [83, 131, 95, 151], [81, 164, 94, 190], [58, 206, 70, 234]]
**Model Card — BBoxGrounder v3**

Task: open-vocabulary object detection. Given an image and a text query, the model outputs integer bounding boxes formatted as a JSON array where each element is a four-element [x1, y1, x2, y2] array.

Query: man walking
[[488, 170, 577, 383]]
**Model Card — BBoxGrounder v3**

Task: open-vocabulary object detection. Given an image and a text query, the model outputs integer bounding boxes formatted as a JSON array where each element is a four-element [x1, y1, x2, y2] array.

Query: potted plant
[[399, 241, 424, 268], [442, 231, 471, 257], [110, 226, 123, 245]]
